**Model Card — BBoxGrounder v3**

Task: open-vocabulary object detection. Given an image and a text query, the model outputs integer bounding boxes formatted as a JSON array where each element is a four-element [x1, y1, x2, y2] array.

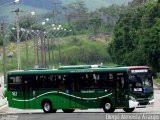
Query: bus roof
[[58, 65, 102, 70], [7, 65, 149, 75]]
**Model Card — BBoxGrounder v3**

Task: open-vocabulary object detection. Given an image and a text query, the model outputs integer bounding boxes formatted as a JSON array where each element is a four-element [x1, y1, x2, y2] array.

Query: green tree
[[19, 15, 37, 29], [64, 0, 88, 24], [108, 0, 160, 72]]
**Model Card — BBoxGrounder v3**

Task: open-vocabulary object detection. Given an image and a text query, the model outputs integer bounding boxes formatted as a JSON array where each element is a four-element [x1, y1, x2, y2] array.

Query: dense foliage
[[0, 35, 111, 72], [62, 1, 127, 35], [9, 1, 127, 42], [108, 1, 160, 72]]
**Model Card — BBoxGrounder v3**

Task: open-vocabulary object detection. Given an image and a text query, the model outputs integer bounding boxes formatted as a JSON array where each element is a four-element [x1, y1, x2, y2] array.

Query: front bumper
[[129, 99, 154, 108], [137, 99, 154, 108], [129, 100, 139, 108]]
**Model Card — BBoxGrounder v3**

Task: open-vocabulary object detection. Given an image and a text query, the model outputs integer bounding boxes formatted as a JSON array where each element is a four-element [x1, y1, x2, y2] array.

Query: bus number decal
[[12, 92, 17, 96]]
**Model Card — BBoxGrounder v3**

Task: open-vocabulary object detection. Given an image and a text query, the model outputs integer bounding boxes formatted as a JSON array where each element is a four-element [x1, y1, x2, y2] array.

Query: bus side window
[[8, 76, 22, 91], [93, 74, 100, 88], [79, 74, 85, 89], [47, 75, 54, 88], [59, 75, 66, 90], [116, 73, 125, 89], [64, 74, 74, 92], [99, 73, 105, 87], [88, 74, 95, 87], [54, 75, 60, 88], [79, 73, 100, 89], [100, 73, 114, 88]]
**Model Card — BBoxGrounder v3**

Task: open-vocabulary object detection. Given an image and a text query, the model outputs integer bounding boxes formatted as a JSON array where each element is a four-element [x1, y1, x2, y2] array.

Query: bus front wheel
[[62, 109, 75, 113], [102, 101, 115, 113], [123, 108, 135, 113]]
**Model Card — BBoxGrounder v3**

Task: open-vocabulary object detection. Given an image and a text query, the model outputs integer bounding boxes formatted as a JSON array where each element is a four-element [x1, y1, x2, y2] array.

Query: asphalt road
[[0, 88, 160, 120]]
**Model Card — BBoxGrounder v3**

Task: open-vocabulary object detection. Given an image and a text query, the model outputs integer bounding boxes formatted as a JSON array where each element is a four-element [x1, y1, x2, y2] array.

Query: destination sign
[[131, 69, 148, 73]]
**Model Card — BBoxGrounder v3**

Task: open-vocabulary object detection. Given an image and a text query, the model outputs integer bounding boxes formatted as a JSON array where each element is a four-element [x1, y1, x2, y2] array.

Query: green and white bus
[[6, 65, 154, 113]]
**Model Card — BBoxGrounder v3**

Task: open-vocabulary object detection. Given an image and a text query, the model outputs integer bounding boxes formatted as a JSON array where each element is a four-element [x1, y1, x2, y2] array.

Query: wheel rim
[[44, 103, 50, 112], [105, 103, 111, 110]]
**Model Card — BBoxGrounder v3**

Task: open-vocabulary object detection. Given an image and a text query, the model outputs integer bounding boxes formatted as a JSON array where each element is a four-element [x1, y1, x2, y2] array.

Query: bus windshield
[[129, 73, 153, 93]]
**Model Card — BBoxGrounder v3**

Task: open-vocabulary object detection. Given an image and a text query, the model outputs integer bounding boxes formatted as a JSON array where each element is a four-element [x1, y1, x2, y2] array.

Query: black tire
[[62, 109, 75, 113], [102, 101, 115, 113], [123, 108, 135, 113], [42, 100, 56, 113]]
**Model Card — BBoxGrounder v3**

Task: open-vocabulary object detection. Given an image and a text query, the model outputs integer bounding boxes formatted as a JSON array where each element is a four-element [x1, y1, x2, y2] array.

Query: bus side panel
[[74, 89, 115, 109], [7, 91, 25, 109], [75, 91, 101, 108], [31, 90, 71, 109], [7, 75, 25, 109]]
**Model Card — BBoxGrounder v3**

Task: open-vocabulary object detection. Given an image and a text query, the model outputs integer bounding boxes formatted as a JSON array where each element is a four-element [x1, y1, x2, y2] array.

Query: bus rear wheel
[[42, 100, 57, 113], [102, 101, 115, 113], [62, 109, 75, 113], [123, 108, 135, 113]]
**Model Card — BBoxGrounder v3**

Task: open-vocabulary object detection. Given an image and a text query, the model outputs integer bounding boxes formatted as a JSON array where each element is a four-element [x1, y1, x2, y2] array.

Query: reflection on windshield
[[129, 74, 153, 93]]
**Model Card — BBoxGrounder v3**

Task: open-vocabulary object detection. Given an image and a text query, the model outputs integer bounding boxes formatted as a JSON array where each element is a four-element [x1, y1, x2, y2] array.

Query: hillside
[[61, 0, 132, 10], [23, 0, 132, 10], [20, 0, 132, 10], [0, 0, 132, 15], [0, 35, 112, 72]]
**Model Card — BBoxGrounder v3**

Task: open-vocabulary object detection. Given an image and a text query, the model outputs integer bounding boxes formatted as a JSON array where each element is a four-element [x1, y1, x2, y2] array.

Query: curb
[[0, 103, 7, 111], [0, 101, 7, 109], [0, 98, 7, 110]]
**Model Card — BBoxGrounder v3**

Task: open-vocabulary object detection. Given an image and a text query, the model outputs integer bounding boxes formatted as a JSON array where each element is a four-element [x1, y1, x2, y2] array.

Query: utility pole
[[52, 0, 62, 24], [47, 37, 51, 67], [37, 33, 40, 67], [44, 34, 47, 68], [35, 32, 39, 68], [40, 31, 43, 68], [1, 21, 7, 84], [57, 38, 61, 66], [52, 0, 62, 14], [13, 8, 21, 70], [25, 33, 29, 68], [40, 31, 46, 68], [34, 33, 37, 67], [51, 37, 54, 65]]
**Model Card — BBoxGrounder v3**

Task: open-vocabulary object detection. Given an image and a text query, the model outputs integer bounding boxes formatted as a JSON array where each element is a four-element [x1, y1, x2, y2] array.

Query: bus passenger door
[[115, 73, 127, 108], [68, 75, 78, 108], [23, 76, 34, 109]]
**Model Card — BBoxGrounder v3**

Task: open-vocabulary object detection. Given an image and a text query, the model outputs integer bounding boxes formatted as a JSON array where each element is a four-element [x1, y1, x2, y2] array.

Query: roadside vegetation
[[0, 34, 113, 73], [156, 79, 160, 84], [108, 0, 160, 73], [155, 73, 160, 84]]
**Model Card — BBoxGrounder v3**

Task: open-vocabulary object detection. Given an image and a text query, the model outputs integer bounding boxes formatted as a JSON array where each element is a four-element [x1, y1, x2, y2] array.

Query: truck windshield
[[129, 73, 153, 93]]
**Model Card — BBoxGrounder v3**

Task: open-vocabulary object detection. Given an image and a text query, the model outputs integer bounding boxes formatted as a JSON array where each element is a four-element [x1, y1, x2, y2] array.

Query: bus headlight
[[129, 96, 137, 102], [149, 95, 154, 105]]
